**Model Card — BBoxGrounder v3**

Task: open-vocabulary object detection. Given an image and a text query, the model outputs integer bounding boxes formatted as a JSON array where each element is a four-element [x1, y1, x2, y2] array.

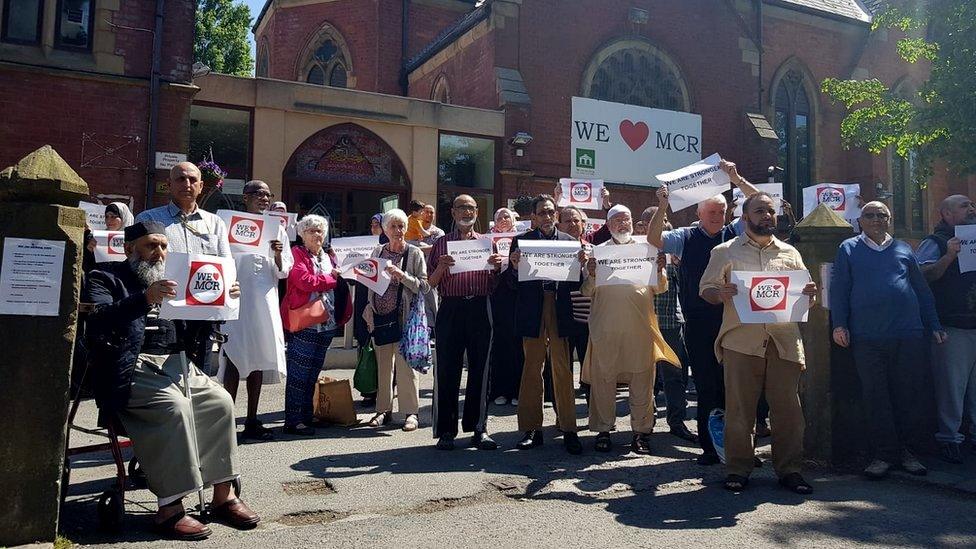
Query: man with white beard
[[582, 205, 679, 454], [84, 222, 258, 540]]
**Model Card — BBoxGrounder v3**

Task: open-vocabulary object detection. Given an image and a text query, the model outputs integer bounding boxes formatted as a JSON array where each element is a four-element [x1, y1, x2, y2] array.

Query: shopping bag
[[709, 408, 726, 464], [312, 376, 358, 426], [353, 341, 379, 395], [399, 294, 432, 374]]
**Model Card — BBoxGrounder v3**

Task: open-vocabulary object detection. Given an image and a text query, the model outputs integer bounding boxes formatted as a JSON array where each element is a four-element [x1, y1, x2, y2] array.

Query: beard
[[456, 218, 475, 228], [747, 219, 776, 236], [611, 229, 633, 243], [128, 256, 165, 287]]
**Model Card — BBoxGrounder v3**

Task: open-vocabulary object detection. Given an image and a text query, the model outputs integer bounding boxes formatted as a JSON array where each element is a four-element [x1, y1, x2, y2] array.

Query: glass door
[[286, 184, 403, 238]]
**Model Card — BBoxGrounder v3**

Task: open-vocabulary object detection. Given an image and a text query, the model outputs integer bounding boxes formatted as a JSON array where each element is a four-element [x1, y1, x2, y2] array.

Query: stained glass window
[[588, 46, 688, 111], [775, 70, 813, 211]]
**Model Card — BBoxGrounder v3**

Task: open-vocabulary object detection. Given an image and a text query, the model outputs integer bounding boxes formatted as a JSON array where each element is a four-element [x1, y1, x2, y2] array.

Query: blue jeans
[[285, 327, 335, 427]]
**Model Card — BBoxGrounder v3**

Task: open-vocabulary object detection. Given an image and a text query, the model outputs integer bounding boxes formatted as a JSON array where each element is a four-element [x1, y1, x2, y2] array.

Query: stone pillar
[[792, 204, 858, 465], [0, 146, 89, 545]]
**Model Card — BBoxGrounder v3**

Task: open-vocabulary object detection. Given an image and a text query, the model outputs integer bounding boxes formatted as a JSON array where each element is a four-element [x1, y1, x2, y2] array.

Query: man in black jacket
[[509, 195, 584, 454], [84, 222, 258, 540]]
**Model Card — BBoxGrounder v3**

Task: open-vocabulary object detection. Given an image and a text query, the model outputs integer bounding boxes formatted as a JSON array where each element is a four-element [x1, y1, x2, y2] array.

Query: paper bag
[[313, 376, 358, 426]]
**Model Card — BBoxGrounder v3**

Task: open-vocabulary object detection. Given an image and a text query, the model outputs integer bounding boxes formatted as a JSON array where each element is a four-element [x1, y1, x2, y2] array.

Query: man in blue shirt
[[831, 201, 946, 479], [647, 160, 758, 464]]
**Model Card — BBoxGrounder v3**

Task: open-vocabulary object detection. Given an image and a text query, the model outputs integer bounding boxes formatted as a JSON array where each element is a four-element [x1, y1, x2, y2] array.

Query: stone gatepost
[[792, 204, 858, 466], [0, 146, 89, 545]]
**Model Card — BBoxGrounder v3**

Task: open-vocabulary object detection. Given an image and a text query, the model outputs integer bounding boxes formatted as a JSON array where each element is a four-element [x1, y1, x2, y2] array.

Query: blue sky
[[244, 0, 265, 53]]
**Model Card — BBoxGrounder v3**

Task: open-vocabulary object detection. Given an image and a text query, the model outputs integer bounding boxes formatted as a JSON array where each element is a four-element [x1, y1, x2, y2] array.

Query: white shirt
[[860, 232, 894, 252], [135, 202, 231, 257]]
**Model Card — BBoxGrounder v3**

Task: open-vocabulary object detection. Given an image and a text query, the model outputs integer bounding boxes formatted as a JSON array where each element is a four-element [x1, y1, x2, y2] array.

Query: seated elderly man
[[84, 221, 258, 540]]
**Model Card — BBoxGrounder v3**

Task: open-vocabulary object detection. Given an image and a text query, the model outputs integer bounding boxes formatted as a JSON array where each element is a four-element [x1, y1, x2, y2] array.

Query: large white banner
[[78, 201, 107, 230], [802, 183, 861, 219], [447, 238, 492, 274], [592, 242, 659, 287], [557, 179, 604, 210], [571, 97, 702, 186], [266, 211, 298, 242], [955, 225, 976, 273], [730, 270, 811, 324], [733, 183, 784, 216], [160, 252, 240, 321], [217, 210, 275, 257], [340, 256, 392, 295], [330, 236, 380, 267], [656, 153, 731, 213], [91, 230, 127, 263], [517, 240, 581, 282]]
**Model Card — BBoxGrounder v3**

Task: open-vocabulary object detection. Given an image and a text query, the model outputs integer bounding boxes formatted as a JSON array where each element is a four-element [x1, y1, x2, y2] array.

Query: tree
[[194, 0, 254, 77], [821, 0, 976, 182]]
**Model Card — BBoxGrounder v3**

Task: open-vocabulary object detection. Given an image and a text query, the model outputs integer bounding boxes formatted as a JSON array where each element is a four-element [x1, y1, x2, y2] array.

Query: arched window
[[774, 69, 814, 209], [890, 80, 924, 235], [582, 39, 690, 111], [256, 42, 269, 77], [431, 74, 451, 104], [297, 23, 353, 88]]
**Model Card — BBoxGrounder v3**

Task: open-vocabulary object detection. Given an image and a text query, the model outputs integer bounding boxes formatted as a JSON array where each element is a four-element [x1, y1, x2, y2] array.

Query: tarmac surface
[[60, 357, 976, 548]]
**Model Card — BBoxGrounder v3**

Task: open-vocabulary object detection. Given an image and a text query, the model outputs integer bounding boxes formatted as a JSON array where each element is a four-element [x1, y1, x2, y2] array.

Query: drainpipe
[[399, 0, 410, 96], [757, 0, 764, 109], [145, 0, 165, 209]]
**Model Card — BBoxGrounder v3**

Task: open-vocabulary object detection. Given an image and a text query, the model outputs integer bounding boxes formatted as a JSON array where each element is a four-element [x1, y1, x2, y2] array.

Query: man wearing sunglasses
[[830, 201, 946, 479], [917, 195, 976, 464]]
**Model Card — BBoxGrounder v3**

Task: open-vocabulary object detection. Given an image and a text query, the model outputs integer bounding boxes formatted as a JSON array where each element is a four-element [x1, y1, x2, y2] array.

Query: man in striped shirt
[[428, 194, 504, 451]]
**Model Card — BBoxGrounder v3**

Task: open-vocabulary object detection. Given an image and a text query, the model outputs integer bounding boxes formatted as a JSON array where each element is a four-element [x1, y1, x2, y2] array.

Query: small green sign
[[575, 148, 596, 170]]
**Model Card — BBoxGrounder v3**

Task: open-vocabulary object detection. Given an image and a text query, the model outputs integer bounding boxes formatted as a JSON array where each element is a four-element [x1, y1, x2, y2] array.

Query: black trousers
[[684, 313, 725, 456], [489, 286, 523, 400], [659, 326, 689, 428], [433, 296, 492, 438]]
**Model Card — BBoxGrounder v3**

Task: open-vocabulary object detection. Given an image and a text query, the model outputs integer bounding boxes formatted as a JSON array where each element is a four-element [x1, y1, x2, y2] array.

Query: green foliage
[[194, 0, 254, 77], [822, 0, 976, 179]]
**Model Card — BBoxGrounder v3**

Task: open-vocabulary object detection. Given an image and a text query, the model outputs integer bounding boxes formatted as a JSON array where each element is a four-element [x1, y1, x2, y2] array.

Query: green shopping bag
[[353, 341, 378, 395]]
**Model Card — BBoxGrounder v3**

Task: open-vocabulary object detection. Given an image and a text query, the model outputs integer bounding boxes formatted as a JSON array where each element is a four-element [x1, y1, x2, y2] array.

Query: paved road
[[61, 365, 976, 548]]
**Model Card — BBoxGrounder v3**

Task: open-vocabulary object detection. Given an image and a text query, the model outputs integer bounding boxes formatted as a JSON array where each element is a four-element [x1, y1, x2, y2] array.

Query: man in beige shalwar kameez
[[582, 205, 681, 454]]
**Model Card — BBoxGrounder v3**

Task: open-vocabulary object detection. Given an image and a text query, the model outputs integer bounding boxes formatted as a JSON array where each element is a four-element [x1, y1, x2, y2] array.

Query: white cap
[[607, 204, 632, 221]]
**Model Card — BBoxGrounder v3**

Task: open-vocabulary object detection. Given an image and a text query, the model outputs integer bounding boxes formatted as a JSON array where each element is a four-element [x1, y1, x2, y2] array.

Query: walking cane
[[179, 351, 209, 518]]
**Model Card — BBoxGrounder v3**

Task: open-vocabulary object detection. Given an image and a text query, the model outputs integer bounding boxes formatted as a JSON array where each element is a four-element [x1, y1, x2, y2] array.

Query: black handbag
[[371, 250, 408, 346]]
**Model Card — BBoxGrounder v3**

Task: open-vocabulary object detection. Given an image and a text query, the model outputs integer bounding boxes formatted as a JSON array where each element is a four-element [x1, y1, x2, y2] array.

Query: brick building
[[0, 0, 196, 210], [252, 0, 974, 237]]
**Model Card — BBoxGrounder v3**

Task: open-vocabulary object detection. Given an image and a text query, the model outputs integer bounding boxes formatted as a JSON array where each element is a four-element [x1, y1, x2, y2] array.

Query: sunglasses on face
[[862, 212, 890, 220], [246, 191, 274, 199]]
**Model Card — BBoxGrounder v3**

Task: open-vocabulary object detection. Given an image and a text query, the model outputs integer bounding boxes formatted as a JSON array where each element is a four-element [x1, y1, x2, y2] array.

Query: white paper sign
[[217, 210, 276, 257], [571, 96, 702, 186], [517, 240, 581, 282], [514, 220, 532, 233], [159, 252, 240, 321], [585, 218, 605, 236], [447, 238, 492, 274], [656, 153, 731, 213], [558, 179, 604, 210], [802, 183, 861, 219], [0, 238, 65, 316], [955, 225, 976, 273], [593, 242, 659, 287], [154, 151, 187, 170], [820, 263, 833, 310], [730, 270, 811, 324], [733, 183, 784, 216], [266, 211, 298, 242], [331, 236, 380, 267], [485, 232, 518, 268], [78, 201, 107, 230], [340, 257, 392, 295], [91, 230, 127, 263]]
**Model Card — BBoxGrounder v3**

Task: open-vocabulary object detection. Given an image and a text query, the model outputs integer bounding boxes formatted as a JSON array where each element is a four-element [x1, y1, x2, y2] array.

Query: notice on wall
[[78, 201, 107, 230], [820, 262, 833, 310], [91, 230, 127, 263], [159, 252, 240, 321], [485, 232, 518, 268], [733, 183, 784, 216], [517, 240, 582, 282], [730, 270, 811, 324], [266, 211, 298, 242], [955, 225, 976, 273], [802, 183, 861, 219], [557, 179, 604, 210], [592, 242, 659, 287], [0, 238, 66, 316], [331, 236, 381, 267], [217, 210, 276, 257], [340, 257, 392, 295], [447, 238, 493, 274], [656, 153, 731, 213]]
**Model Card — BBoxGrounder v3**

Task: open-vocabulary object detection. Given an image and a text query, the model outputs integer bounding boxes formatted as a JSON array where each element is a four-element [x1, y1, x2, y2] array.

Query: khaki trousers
[[517, 292, 578, 433], [724, 345, 804, 478], [588, 368, 656, 434], [375, 341, 420, 415]]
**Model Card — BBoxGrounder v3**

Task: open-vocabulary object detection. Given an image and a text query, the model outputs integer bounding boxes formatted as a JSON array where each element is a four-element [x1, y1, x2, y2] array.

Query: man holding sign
[[700, 192, 817, 495], [581, 205, 678, 454], [428, 195, 504, 451], [647, 159, 759, 465]]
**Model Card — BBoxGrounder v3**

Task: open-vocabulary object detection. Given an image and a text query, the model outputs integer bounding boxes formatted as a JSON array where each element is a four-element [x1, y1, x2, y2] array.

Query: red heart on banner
[[619, 120, 650, 151]]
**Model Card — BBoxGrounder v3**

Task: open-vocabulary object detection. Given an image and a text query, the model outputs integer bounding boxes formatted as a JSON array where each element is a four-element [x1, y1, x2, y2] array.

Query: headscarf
[[271, 201, 288, 213], [105, 202, 134, 228]]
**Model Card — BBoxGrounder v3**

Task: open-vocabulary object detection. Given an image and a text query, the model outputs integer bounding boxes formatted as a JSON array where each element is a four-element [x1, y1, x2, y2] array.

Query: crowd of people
[[78, 159, 976, 540]]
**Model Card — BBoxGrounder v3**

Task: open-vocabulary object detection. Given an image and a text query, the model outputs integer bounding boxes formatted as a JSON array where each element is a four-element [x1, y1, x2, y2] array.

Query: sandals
[[368, 411, 392, 427], [724, 474, 749, 492], [595, 432, 612, 452], [402, 414, 419, 432], [779, 472, 813, 495]]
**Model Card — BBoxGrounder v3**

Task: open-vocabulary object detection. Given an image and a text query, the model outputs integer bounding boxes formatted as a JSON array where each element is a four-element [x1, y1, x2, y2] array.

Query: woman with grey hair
[[281, 214, 351, 436], [363, 208, 430, 431]]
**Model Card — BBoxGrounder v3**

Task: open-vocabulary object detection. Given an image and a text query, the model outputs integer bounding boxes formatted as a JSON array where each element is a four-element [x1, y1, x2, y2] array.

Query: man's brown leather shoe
[[154, 511, 212, 540], [212, 498, 260, 529]]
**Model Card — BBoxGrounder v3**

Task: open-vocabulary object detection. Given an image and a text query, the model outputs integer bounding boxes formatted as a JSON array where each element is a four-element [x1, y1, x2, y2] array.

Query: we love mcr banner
[[160, 252, 240, 321], [730, 270, 811, 324], [217, 210, 276, 256], [570, 96, 702, 186]]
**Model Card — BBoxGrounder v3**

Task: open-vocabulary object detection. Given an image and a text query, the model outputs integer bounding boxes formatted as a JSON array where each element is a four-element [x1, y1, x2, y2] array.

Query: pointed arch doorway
[[283, 123, 410, 237]]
